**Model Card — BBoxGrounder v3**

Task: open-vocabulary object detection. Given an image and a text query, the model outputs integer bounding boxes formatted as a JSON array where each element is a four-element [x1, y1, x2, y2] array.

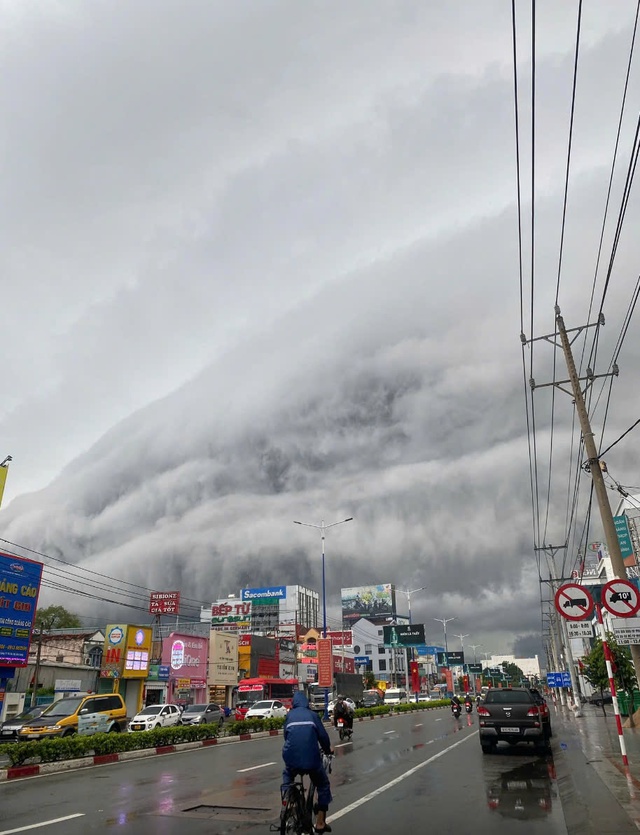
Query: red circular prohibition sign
[[554, 583, 595, 621]]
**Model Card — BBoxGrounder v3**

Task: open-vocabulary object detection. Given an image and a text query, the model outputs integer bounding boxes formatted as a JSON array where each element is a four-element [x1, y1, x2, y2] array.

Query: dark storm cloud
[[2, 2, 640, 655]]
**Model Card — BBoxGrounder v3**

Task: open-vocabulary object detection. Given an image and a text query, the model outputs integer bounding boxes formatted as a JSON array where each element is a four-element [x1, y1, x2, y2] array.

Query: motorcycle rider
[[450, 693, 462, 715], [282, 691, 334, 833], [333, 694, 354, 734], [464, 693, 473, 711]]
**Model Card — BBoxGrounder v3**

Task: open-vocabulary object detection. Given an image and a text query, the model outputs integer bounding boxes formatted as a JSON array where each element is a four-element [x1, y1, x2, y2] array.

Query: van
[[384, 688, 408, 705], [18, 693, 127, 740]]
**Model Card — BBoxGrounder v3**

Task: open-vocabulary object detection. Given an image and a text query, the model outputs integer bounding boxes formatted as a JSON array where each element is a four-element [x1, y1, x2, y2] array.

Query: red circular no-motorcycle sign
[[601, 578, 640, 618], [554, 583, 594, 621]]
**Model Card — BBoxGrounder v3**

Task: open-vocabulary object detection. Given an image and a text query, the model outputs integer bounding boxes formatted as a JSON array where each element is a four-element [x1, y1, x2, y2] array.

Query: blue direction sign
[[547, 671, 571, 688], [354, 656, 370, 664], [614, 515, 635, 560]]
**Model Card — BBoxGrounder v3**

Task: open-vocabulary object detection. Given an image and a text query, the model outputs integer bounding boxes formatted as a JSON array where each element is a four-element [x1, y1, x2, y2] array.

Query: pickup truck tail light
[[477, 706, 490, 717], [527, 707, 540, 717]]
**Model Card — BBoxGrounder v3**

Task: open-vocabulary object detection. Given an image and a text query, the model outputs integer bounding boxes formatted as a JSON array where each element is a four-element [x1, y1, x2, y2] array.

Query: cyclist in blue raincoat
[[282, 691, 334, 833]]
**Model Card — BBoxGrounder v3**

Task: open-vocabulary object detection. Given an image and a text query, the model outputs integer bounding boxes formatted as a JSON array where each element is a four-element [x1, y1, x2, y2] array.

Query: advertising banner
[[341, 583, 395, 624], [209, 599, 252, 630], [149, 591, 180, 615], [278, 638, 296, 664], [445, 651, 464, 665], [161, 632, 208, 682], [0, 465, 8, 509], [0, 552, 43, 667], [208, 631, 238, 686], [251, 604, 279, 632], [410, 660, 420, 693], [382, 623, 426, 647], [317, 637, 334, 688], [614, 515, 635, 559]]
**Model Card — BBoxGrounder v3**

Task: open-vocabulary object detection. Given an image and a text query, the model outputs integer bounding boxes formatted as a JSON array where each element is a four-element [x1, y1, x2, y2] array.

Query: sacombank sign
[[241, 586, 287, 602]]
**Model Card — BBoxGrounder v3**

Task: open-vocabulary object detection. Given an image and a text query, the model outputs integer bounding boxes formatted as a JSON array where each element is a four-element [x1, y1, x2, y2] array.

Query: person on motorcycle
[[282, 691, 334, 833], [333, 695, 354, 733], [464, 693, 473, 706], [450, 694, 461, 714]]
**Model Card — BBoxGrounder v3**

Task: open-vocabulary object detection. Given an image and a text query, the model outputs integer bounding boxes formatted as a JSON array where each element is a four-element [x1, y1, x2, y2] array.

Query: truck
[[308, 673, 364, 713]]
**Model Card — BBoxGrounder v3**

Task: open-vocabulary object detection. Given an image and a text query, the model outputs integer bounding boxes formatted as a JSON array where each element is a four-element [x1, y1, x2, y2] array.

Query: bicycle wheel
[[304, 781, 317, 834], [280, 788, 303, 835]]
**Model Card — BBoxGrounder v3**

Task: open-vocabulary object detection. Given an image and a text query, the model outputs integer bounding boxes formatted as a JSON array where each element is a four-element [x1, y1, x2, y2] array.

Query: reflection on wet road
[[0, 709, 571, 834]]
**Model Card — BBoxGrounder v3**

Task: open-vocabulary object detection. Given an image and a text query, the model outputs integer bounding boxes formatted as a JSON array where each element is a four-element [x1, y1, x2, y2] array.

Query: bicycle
[[277, 753, 333, 835]]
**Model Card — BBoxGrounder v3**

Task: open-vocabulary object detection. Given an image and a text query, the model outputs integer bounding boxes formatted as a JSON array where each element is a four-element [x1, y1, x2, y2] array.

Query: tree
[[363, 670, 376, 690], [501, 661, 526, 685], [582, 635, 637, 715], [34, 605, 82, 632]]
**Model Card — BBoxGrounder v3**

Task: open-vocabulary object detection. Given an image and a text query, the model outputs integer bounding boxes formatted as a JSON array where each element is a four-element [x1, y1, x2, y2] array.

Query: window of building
[[56, 654, 64, 663], [378, 646, 386, 654], [378, 660, 387, 671], [364, 644, 373, 654], [377, 630, 383, 637]]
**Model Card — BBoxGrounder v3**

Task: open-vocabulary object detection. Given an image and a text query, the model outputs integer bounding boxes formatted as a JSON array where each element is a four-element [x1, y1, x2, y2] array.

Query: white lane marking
[[435, 718, 443, 722], [237, 761, 276, 772], [0, 814, 85, 835], [383, 730, 395, 735], [329, 732, 476, 823], [414, 724, 423, 728], [335, 742, 351, 748]]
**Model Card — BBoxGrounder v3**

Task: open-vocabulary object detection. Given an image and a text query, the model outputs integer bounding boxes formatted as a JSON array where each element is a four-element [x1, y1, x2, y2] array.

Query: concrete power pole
[[529, 307, 640, 688]]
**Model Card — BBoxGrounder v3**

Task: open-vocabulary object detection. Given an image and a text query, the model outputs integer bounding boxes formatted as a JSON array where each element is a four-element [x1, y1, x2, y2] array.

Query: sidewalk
[[553, 701, 640, 832]]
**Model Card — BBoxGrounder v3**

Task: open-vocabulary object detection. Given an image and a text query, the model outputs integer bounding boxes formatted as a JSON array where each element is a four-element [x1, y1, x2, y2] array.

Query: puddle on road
[[484, 756, 557, 821]]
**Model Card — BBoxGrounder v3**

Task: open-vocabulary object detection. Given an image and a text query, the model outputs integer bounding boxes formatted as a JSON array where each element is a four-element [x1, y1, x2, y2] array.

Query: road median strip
[[0, 703, 450, 781]]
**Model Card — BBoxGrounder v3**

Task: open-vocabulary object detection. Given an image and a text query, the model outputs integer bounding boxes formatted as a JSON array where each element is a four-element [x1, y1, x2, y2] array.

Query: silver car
[[179, 702, 224, 726]]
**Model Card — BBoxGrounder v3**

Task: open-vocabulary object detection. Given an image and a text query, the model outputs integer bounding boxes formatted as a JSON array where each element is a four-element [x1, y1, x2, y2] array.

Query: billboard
[[149, 591, 180, 615], [341, 584, 395, 624], [325, 630, 353, 647], [0, 552, 43, 667], [382, 623, 426, 647]]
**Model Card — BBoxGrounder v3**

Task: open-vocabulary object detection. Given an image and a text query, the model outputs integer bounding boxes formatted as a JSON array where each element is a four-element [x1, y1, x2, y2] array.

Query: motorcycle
[[464, 701, 473, 714], [336, 717, 353, 741], [451, 703, 461, 719]]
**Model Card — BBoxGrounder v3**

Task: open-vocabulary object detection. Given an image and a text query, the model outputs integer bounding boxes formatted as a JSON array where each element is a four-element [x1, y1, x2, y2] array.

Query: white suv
[[127, 704, 181, 732]]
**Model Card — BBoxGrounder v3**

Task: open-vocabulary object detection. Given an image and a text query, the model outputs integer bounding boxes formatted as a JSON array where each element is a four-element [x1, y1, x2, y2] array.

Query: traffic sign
[[547, 671, 571, 688], [601, 578, 640, 618], [465, 663, 483, 673], [611, 617, 640, 645], [555, 583, 594, 621], [566, 621, 593, 639]]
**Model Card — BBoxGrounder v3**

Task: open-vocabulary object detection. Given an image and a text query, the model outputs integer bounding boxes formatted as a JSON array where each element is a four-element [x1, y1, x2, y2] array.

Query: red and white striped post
[[596, 604, 628, 766]]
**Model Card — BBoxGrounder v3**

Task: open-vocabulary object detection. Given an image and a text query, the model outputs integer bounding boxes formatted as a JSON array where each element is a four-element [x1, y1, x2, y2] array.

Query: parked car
[[19, 694, 127, 740], [0, 706, 46, 742], [477, 688, 550, 754], [588, 690, 613, 707], [327, 697, 357, 716], [179, 703, 224, 726], [244, 700, 288, 719], [127, 703, 181, 732]]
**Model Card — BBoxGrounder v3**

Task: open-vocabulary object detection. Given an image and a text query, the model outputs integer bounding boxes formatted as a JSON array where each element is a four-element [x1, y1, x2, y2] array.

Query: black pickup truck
[[477, 688, 551, 754]]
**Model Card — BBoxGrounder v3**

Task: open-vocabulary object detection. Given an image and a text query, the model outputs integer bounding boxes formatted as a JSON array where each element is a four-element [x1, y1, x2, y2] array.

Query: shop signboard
[[122, 626, 152, 679], [325, 630, 353, 647], [241, 586, 287, 604], [209, 599, 252, 631], [208, 631, 238, 686], [614, 515, 634, 560], [162, 633, 208, 681], [0, 552, 43, 667], [149, 591, 180, 615]]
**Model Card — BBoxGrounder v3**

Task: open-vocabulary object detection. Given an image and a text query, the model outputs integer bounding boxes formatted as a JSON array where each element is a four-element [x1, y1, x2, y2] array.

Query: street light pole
[[293, 517, 353, 720], [433, 617, 456, 655], [396, 587, 426, 700]]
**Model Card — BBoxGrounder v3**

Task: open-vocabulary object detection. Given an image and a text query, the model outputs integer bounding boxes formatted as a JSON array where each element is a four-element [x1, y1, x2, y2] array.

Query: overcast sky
[[2, 1, 640, 660]]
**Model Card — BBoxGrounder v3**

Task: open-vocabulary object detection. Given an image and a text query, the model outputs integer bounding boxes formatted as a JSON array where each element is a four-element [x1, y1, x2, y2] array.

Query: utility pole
[[527, 307, 640, 693], [31, 631, 43, 708]]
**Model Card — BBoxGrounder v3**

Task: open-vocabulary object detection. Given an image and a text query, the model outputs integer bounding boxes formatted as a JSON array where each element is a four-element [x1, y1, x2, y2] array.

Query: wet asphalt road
[[0, 708, 568, 834]]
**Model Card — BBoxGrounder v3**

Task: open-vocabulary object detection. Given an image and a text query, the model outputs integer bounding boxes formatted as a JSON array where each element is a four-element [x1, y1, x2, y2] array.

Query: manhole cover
[[182, 804, 272, 822]]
